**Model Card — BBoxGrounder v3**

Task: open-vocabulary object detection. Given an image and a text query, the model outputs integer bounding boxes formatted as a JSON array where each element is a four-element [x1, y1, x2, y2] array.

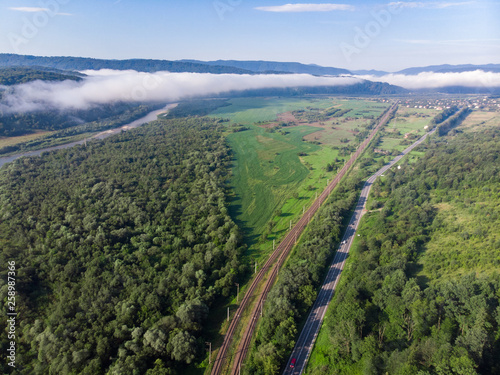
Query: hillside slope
[[181, 59, 352, 75], [0, 54, 254, 74]]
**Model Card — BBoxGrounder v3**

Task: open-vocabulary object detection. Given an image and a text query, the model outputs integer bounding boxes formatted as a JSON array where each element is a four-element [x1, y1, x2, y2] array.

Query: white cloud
[[9, 7, 49, 12], [387, 1, 474, 9], [255, 1, 473, 12], [0, 70, 361, 113], [255, 3, 355, 12], [8, 7, 73, 15], [397, 38, 500, 46], [353, 70, 500, 89]]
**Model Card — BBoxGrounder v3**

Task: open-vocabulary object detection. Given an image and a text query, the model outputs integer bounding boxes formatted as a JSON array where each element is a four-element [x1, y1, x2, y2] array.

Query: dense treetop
[[0, 103, 158, 138], [0, 66, 83, 86], [0, 117, 244, 374]]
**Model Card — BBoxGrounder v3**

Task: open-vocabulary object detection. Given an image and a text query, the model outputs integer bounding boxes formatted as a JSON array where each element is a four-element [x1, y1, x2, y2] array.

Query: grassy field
[[376, 106, 438, 153], [335, 98, 389, 117], [302, 100, 389, 146], [218, 99, 440, 261], [209, 97, 334, 125], [415, 108, 497, 260], [0, 131, 55, 149], [227, 124, 328, 258], [418, 191, 500, 282], [460, 110, 500, 131], [211, 97, 389, 261]]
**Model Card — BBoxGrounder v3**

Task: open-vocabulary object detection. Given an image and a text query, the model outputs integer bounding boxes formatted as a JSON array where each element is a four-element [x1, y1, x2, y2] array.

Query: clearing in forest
[[208, 97, 389, 260]]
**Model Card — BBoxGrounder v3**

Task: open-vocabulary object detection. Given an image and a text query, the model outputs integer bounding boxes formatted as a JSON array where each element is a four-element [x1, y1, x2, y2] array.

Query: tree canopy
[[0, 117, 244, 374]]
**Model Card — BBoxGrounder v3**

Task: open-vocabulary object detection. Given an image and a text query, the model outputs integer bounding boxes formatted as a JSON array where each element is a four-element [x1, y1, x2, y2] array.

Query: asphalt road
[[283, 127, 436, 375]]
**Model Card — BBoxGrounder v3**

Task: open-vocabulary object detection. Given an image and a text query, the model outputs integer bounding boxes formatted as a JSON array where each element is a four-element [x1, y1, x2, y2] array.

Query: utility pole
[[303, 206, 305, 214], [227, 307, 230, 322], [205, 342, 212, 364], [289, 220, 292, 230], [273, 239, 275, 250]]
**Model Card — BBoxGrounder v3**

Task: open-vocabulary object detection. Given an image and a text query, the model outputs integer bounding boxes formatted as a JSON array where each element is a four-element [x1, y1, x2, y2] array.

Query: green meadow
[[378, 106, 438, 152], [209, 97, 334, 124], [227, 124, 340, 258], [335, 98, 389, 117], [0, 130, 55, 149], [207, 97, 389, 260]]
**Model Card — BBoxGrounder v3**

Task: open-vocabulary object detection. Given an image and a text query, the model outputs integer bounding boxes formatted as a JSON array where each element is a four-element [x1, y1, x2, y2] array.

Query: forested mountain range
[[397, 64, 500, 75], [0, 54, 352, 76], [215, 80, 407, 97], [355, 64, 500, 76], [0, 54, 254, 74], [1, 54, 498, 77], [180, 59, 351, 75]]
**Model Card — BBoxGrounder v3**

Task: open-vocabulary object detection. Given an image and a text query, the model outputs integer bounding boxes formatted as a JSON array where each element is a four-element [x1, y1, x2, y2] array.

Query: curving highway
[[283, 126, 436, 375]]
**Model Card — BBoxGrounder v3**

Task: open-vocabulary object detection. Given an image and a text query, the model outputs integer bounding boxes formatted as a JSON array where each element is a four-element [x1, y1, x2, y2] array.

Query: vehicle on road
[[290, 358, 296, 368]]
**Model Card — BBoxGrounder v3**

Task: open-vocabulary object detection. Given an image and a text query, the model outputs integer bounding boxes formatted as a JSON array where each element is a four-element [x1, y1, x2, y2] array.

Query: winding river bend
[[0, 103, 177, 169]]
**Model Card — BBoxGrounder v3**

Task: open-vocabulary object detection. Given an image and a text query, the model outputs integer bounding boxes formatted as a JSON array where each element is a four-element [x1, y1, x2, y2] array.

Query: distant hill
[[351, 69, 389, 76], [0, 66, 83, 86], [426, 86, 500, 94], [0, 54, 254, 74], [214, 80, 407, 97], [181, 59, 352, 76], [396, 64, 500, 75]]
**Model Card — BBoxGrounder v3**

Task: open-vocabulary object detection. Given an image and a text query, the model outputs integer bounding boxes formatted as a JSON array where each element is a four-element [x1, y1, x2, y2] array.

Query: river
[[0, 103, 178, 169]]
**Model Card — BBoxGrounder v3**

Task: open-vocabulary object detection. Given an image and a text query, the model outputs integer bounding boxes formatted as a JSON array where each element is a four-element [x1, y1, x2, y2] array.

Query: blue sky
[[0, 0, 499, 71]]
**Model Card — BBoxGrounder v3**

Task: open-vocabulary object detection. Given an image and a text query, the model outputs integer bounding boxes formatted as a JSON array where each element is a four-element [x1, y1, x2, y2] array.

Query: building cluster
[[400, 96, 500, 112]]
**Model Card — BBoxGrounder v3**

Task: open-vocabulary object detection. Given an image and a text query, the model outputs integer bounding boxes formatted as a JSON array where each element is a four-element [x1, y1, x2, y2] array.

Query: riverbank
[[0, 103, 177, 169]]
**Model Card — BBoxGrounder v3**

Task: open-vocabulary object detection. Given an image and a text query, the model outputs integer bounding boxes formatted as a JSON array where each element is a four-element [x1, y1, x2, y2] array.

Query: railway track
[[210, 102, 398, 375]]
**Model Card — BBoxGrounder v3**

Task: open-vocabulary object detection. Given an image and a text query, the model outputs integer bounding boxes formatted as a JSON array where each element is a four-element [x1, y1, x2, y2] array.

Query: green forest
[[307, 128, 500, 374], [0, 117, 245, 374], [0, 102, 159, 138], [0, 105, 159, 155], [0, 67, 83, 86]]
